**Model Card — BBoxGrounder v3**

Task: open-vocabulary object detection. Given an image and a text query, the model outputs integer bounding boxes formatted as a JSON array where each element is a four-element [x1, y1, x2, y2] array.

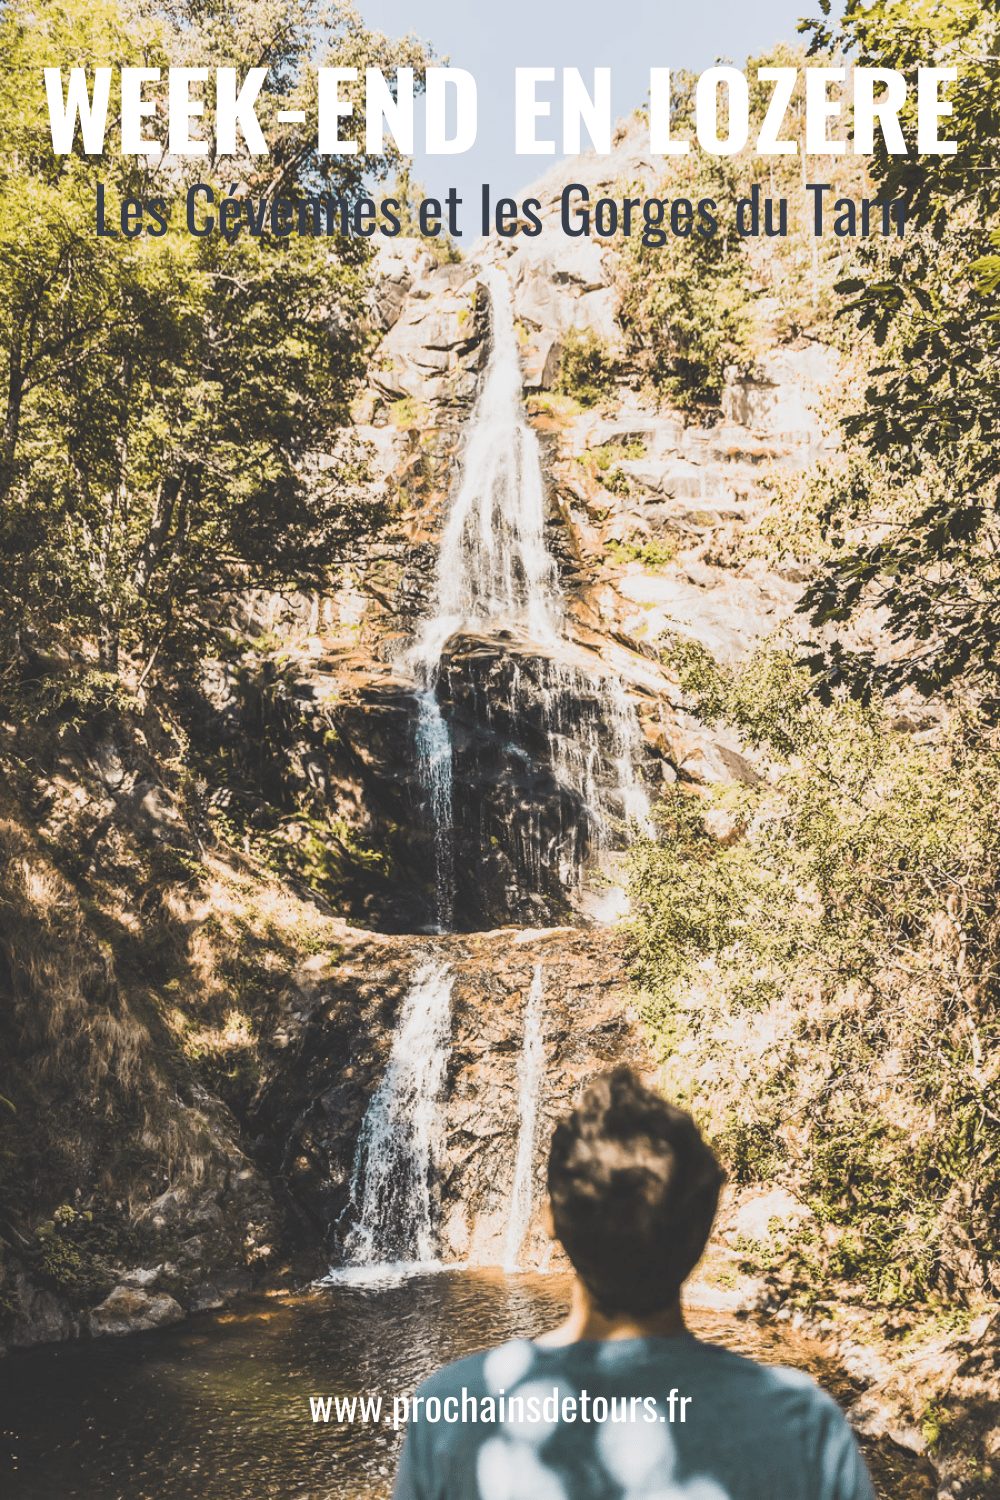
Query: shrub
[[555, 328, 618, 408], [629, 642, 1000, 1306]]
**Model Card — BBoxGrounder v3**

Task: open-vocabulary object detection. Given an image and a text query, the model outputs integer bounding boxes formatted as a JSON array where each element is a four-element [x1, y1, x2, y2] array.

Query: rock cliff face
[[6, 123, 996, 1500], [201, 140, 835, 934], [251, 924, 649, 1271], [0, 791, 280, 1352], [198, 137, 838, 1277], [167, 132, 838, 1262]]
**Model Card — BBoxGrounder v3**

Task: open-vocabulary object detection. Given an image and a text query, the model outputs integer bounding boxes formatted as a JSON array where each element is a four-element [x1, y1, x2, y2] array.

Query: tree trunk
[[133, 470, 184, 596], [0, 327, 25, 505], [98, 618, 119, 674]]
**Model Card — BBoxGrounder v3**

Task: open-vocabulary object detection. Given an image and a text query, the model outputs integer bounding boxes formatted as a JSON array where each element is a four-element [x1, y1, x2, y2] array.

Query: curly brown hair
[[547, 1067, 725, 1315]]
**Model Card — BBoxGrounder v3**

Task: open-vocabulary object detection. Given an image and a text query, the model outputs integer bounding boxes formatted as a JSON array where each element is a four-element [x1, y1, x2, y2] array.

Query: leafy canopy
[[797, 0, 1000, 709], [0, 0, 428, 683]]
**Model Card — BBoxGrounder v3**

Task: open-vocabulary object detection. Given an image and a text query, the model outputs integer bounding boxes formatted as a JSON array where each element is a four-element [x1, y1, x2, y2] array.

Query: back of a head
[[547, 1067, 724, 1317]]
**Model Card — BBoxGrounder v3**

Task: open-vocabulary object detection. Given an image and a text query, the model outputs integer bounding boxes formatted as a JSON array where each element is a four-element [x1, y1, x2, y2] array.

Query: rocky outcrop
[[88, 1286, 184, 1338], [251, 924, 650, 1269], [0, 130, 841, 1355], [0, 737, 281, 1355], [211, 135, 836, 935], [369, 258, 488, 409]]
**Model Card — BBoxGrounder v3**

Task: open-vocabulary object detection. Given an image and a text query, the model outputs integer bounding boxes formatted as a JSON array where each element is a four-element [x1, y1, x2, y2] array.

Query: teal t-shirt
[[392, 1333, 876, 1500]]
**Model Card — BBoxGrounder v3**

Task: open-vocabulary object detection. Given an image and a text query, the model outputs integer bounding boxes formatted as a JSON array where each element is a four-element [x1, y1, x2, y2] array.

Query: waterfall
[[337, 959, 453, 1272], [413, 690, 455, 932], [503, 964, 546, 1271], [405, 263, 652, 926], [410, 265, 562, 663]]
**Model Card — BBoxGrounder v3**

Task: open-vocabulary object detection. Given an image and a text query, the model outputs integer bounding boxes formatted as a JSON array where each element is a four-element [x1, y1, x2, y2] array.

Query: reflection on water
[[0, 1270, 923, 1499]]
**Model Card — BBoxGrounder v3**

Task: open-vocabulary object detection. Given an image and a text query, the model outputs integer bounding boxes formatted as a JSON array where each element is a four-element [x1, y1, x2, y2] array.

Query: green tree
[[555, 327, 618, 408], [629, 638, 1000, 1305], [797, 0, 1000, 709], [0, 0, 428, 685], [0, 0, 160, 508], [616, 125, 755, 409]]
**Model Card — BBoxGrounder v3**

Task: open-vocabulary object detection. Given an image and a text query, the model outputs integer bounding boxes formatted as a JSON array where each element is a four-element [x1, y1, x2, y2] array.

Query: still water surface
[[1, 1269, 926, 1499]]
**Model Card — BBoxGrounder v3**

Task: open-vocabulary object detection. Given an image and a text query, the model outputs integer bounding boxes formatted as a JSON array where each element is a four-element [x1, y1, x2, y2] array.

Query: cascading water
[[335, 959, 453, 1272], [413, 690, 455, 933], [409, 267, 562, 656], [502, 964, 546, 1272], [405, 261, 652, 927]]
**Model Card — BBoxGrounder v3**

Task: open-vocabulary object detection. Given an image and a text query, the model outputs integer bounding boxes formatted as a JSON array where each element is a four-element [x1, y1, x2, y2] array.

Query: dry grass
[[0, 818, 252, 1211]]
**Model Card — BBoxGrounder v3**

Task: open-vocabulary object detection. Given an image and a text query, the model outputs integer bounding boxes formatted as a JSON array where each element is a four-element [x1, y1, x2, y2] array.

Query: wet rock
[[119, 1266, 164, 1290], [2, 1264, 79, 1351], [251, 925, 652, 1272], [188, 1285, 227, 1313], [88, 1286, 184, 1337]]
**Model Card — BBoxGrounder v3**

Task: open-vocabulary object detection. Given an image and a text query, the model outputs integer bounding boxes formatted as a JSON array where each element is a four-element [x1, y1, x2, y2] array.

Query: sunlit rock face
[[211, 155, 835, 933], [185, 190, 836, 934]]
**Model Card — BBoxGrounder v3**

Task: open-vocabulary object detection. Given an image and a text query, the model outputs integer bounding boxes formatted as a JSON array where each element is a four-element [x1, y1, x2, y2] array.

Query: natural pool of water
[[1, 1269, 929, 1499]]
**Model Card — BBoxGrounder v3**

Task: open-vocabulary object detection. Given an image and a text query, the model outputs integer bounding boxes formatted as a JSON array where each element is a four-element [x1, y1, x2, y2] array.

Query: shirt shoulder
[[636, 1340, 876, 1500], [697, 1351, 875, 1500]]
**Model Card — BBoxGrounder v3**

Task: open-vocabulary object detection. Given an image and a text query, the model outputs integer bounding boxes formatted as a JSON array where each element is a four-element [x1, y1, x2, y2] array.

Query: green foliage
[[0, 0, 425, 686], [601, 469, 632, 499], [692, 9, 1000, 1315], [921, 1403, 953, 1453], [25, 670, 142, 731], [617, 173, 755, 408], [555, 328, 618, 408], [589, 440, 646, 467], [33, 1205, 123, 1305], [578, 439, 646, 496], [605, 536, 677, 570], [797, 1, 1000, 709], [618, 44, 872, 407], [526, 391, 583, 423], [388, 396, 431, 430], [616, 70, 755, 409], [630, 642, 1000, 1305], [257, 813, 391, 899]]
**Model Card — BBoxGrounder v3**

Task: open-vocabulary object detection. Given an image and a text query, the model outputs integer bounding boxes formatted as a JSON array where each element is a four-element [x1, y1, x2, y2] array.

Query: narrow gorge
[[268, 258, 667, 1280], [243, 184, 825, 1283], [0, 125, 842, 1329], [2, 109, 993, 1500]]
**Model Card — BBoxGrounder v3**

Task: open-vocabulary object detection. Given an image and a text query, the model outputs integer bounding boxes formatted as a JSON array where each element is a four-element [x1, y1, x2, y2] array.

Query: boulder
[[367, 239, 435, 331], [89, 1286, 184, 1338], [119, 1266, 163, 1290]]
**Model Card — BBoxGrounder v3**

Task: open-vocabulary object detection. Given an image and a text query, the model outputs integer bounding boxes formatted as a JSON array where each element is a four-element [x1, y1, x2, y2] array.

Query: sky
[[354, 1, 830, 230]]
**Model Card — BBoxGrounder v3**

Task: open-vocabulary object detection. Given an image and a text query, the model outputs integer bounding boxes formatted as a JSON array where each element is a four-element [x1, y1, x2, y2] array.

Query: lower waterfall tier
[[249, 924, 650, 1272]]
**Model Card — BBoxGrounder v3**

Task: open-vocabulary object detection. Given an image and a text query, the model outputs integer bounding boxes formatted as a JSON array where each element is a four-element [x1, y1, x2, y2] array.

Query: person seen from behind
[[393, 1065, 875, 1500]]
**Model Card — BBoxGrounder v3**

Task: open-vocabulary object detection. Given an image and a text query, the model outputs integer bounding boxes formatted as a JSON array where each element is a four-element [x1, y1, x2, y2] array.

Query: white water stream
[[409, 266, 562, 669], [334, 268, 654, 1274], [335, 959, 454, 1275], [502, 964, 546, 1271], [405, 264, 651, 929]]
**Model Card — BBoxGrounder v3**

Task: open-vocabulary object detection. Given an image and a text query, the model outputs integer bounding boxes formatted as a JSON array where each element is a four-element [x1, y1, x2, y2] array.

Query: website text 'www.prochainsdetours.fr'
[[309, 1389, 694, 1431]]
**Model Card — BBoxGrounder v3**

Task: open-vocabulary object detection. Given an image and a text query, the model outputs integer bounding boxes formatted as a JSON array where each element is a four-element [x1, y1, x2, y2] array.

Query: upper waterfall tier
[[409, 266, 562, 674]]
